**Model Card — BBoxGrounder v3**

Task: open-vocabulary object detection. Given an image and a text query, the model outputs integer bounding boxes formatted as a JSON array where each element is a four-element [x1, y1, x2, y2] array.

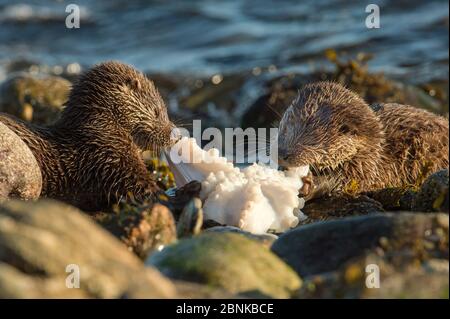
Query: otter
[[277, 81, 449, 198], [0, 61, 176, 212]]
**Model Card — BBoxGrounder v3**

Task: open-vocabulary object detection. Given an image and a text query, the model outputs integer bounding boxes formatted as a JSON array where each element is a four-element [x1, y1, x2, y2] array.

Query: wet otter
[[0, 61, 176, 212], [278, 81, 449, 198]]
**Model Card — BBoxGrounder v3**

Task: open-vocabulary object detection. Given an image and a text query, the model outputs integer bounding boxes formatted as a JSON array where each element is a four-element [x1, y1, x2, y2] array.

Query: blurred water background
[[0, 0, 448, 82]]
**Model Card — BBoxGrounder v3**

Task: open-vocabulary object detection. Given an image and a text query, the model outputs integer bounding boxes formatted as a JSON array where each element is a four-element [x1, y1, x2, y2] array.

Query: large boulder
[[0, 122, 42, 201], [272, 213, 448, 277], [147, 232, 301, 298], [0, 200, 176, 298]]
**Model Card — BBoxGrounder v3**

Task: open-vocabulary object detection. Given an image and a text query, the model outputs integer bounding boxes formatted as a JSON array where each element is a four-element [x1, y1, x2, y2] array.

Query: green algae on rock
[[142, 154, 176, 191], [204, 226, 278, 248], [146, 232, 301, 298]]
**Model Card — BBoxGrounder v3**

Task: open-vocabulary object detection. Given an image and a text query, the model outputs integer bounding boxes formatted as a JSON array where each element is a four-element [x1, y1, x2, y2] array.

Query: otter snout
[[278, 148, 295, 168], [169, 126, 183, 147]]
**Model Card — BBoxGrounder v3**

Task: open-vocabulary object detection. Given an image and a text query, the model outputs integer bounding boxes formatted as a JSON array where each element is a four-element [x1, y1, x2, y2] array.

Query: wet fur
[[278, 82, 449, 196], [0, 61, 175, 212]]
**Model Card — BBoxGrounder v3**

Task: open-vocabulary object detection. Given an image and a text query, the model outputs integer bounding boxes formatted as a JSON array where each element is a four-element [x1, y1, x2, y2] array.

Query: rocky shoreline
[[0, 55, 448, 298]]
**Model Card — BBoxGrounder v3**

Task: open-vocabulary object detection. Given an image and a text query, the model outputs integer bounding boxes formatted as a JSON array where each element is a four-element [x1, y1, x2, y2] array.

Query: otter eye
[[126, 78, 142, 91], [340, 124, 351, 134]]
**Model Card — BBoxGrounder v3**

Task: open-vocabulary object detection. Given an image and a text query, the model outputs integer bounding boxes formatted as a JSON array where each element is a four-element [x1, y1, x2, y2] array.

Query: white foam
[[165, 137, 309, 234]]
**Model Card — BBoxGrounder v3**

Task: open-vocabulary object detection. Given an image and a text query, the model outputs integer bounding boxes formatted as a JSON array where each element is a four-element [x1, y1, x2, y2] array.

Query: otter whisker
[[265, 102, 283, 120]]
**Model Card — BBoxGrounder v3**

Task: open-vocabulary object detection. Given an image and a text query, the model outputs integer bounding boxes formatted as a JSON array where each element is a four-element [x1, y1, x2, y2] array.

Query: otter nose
[[277, 148, 293, 169], [169, 127, 183, 145], [278, 148, 291, 161]]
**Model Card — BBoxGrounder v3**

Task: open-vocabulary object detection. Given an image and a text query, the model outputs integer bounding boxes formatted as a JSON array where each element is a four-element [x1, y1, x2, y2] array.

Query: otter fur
[[0, 61, 176, 212], [278, 81, 449, 197]]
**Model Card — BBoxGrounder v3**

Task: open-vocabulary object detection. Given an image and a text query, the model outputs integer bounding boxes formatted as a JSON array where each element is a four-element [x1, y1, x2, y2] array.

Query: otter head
[[278, 82, 384, 175], [63, 61, 176, 151]]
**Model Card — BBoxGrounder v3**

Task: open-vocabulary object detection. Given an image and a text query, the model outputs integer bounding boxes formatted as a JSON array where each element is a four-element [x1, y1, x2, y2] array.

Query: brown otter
[[0, 61, 176, 212], [278, 81, 449, 198]]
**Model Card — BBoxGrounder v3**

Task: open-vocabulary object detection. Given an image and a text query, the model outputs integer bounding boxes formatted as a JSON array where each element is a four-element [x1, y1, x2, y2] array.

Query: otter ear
[[125, 78, 142, 91]]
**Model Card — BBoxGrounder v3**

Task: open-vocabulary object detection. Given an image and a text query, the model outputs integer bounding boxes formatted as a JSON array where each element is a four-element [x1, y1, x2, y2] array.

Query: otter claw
[[299, 172, 314, 200]]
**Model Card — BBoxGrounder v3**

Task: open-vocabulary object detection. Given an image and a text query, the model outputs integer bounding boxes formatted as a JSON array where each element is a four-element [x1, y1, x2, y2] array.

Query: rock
[[300, 194, 384, 225], [413, 169, 449, 212], [0, 73, 70, 125], [176, 198, 203, 238], [180, 74, 245, 113], [204, 226, 278, 248], [0, 200, 176, 298], [147, 232, 301, 298], [166, 180, 202, 218], [366, 187, 415, 211], [96, 202, 177, 259], [272, 213, 449, 277], [173, 280, 240, 299], [367, 170, 449, 212], [146, 73, 182, 102], [297, 253, 449, 299], [0, 122, 42, 201]]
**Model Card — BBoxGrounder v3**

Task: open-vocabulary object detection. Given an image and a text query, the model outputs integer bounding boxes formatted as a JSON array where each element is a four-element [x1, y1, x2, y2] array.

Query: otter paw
[[299, 172, 314, 199]]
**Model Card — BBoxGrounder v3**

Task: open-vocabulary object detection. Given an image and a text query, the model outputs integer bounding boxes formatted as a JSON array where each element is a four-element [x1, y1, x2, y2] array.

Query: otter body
[[278, 82, 449, 197], [0, 62, 175, 212]]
